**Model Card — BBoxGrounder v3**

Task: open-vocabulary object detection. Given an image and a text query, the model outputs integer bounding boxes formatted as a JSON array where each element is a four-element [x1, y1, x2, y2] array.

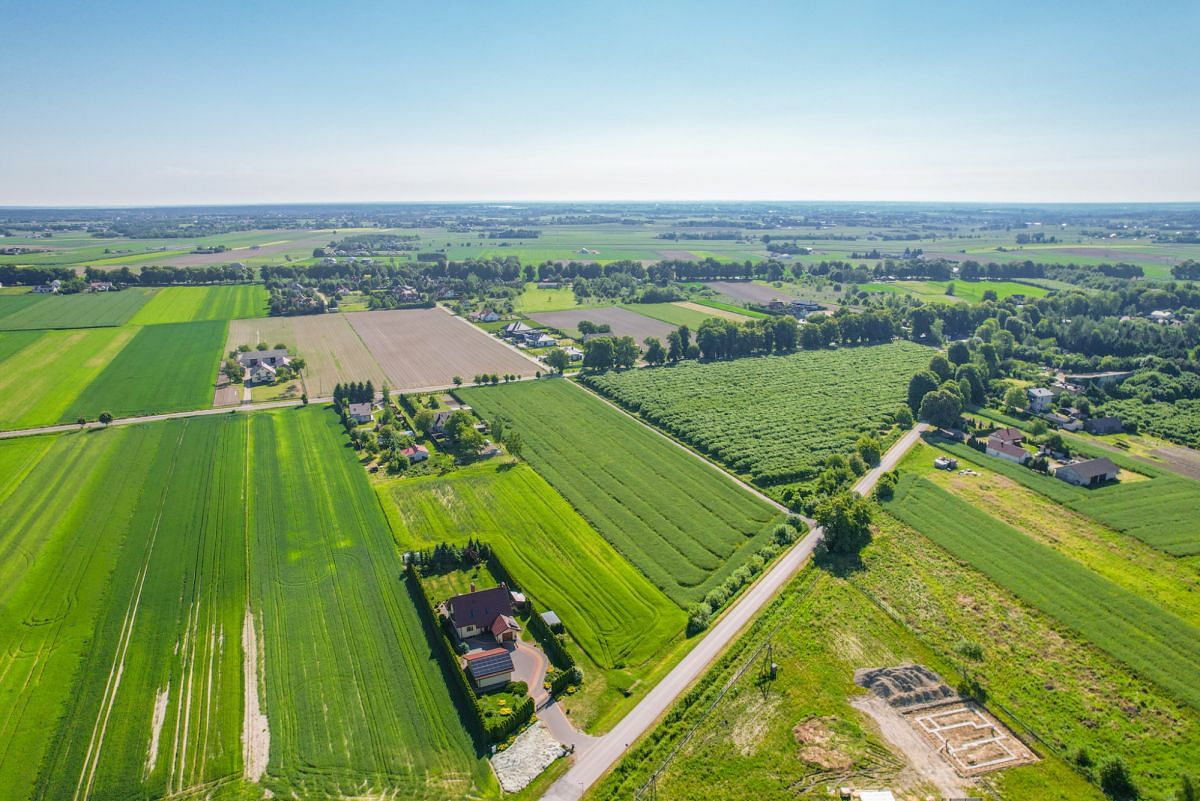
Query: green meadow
[[130, 284, 269, 324], [0, 288, 154, 330]]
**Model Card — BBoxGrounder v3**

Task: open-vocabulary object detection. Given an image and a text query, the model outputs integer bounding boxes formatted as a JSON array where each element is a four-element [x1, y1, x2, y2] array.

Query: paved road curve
[[541, 423, 929, 801]]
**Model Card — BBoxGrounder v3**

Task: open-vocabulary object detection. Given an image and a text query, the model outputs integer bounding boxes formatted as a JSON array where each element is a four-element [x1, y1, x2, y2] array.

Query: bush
[[686, 602, 712, 635], [954, 640, 984, 661], [1099, 757, 1138, 801]]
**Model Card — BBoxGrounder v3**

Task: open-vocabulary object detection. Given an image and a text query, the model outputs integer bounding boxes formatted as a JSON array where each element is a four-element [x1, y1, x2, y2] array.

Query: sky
[[2, 0, 1198, 205]]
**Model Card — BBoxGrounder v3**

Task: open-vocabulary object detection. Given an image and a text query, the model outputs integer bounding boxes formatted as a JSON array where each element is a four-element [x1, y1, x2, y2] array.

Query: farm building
[[33, 280, 61, 293], [88, 280, 114, 292], [401, 444, 429, 463], [445, 584, 515, 640], [1055, 457, 1119, 487], [528, 333, 556, 348], [1084, 416, 1123, 435], [472, 309, 500, 322], [1042, 411, 1082, 431], [237, 348, 290, 369], [991, 427, 1024, 446], [1026, 387, 1054, 412], [463, 648, 514, 691], [986, 436, 1029, 465], [347, 402, 374, 423], [502, 321, 535, 337], [490, 614, 521, 643]]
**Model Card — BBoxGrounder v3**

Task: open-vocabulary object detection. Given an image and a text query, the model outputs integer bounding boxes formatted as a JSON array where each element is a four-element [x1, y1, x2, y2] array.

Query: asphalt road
[[541, 423, 928, 801]]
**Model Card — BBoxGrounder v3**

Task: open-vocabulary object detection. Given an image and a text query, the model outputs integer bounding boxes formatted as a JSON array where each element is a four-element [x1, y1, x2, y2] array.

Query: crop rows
[[0, 288, 154, 330], [130, 285, 269, 324], [459, 379, 780, 607], [379, 461, 685, 669], [64, 320, 227, 421], [1104, 397, 1200, 451], [585, 342, 931, 483], [886, 475, 1200, 709], [249, 409, 484, 799]]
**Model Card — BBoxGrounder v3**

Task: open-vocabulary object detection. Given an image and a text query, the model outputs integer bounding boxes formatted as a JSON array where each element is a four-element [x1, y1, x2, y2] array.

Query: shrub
[[686, 602, 712, 636]]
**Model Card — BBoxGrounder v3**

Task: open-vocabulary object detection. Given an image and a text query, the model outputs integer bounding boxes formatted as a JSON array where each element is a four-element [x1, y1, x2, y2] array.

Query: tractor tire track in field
[[72, 424, 189, 801]]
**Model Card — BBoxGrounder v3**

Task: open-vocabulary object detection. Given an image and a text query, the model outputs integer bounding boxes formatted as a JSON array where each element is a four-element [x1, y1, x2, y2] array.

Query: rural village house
[[444, 584, 517, 640], [401, 444, 429, 463], [1026, 387, 1054, 412], [986, 427, 1030, 464], [347, 402, 374, 424]]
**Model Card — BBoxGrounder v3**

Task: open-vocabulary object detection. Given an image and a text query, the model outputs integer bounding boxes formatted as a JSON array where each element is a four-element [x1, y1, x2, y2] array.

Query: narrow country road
[[540, 422, 929, 801]]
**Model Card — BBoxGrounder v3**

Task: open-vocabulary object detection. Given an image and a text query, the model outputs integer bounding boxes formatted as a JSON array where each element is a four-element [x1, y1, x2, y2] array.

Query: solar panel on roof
[[466, 650, 513, 678]]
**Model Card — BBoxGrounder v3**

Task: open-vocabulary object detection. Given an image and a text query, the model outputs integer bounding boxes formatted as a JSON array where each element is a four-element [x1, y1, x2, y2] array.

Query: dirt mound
[[793, 716, 853, 771], [855, 663, 956, 708]]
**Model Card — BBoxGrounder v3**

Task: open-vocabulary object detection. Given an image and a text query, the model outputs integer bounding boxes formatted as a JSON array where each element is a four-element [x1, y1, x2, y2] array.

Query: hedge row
[[405, 564, 534, 745]]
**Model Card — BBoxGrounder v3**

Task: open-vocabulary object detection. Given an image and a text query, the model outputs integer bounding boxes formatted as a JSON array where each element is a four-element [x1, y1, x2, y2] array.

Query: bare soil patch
[[529, 306, 675, 342], [348, 308, 539, 390], [658, 249, 699, 260], [242, 609, 269, 783], [704, 280, 798, 305]]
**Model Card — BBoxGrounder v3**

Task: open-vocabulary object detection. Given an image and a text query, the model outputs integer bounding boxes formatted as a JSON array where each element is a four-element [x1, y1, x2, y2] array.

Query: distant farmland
[[529, 306, 676, 342], [1, 411, 492, 800], [0, 288, 154, 330], [458, 379, 781, 606], [130, 284, 269, 324], [348, 308, 538, 389]]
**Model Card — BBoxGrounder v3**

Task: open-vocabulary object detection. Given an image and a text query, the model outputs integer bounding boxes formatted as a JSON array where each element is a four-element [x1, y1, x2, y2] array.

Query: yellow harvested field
[[673, 300, 752, 321], [226, 315, 386, 397], [347, 308, 540, 390]]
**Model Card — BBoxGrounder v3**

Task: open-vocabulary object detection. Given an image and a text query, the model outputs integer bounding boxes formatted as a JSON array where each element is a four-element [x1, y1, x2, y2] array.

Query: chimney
[[469, 581, 476, 593], [501, 581, 507, 590]]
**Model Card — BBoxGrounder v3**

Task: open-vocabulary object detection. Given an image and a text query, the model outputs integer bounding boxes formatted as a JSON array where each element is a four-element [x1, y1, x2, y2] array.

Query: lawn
[[0, 327, 137, 429], [0, 288, 154, 330], [129, 284, 269, 324], [930, 435, 1200, 556], [514, 282, 598, 313], [458, 379, 781, 607], [885, 474, 1200, 710], [588, 568, 1103, 801], [248, 408, 492, 798], [377, 461, 685, 670], [64, 321, 226, 420], [584, 342, 931, 485]]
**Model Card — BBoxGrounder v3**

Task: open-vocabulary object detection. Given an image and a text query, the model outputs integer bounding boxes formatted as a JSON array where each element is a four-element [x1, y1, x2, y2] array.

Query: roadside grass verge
[[458, 379, 781, 607]]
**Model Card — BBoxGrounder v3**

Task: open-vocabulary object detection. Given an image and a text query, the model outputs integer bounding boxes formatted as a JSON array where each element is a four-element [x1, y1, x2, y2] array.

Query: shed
[[1055, 457, 1119, 487], [463, 648, 514, 691], [540, 610, 563, 632]]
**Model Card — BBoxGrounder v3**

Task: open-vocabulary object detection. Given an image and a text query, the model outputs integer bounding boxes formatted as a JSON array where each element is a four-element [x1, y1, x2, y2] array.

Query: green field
[[584, 342, 931, 484], [514, 282, 598, 313], [1103, 397, 1200, 451], [0, 411, 492, 800], [378, 461, 684, 670], [0, 327, 137, 429], [858, 279, 1050, 303], [458, 379, 781, 606], [130, 284, 269, 324], [620, 302, 719, 329], [589, 568, 1103, 801], [885, 474, 1200, 709], [931, 436, 1200, 556], [0, 288, 154, 330], [64, 321, 226, 421]]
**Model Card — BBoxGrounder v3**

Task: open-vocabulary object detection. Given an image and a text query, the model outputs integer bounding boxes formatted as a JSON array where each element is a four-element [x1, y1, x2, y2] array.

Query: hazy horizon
[[3, 0, 1197, 206]]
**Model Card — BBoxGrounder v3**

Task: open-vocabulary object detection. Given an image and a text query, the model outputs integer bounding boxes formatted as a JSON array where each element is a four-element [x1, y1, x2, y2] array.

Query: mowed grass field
[[885, 474, 1200, 710], [858, 279, 1049, 303], [64, 320, 227, 421], [932, 436, 1200, 555], [1, 411, 492, 801], [377, 461, 685, 670], [226, 314, 387, 397], [0, 288, 154, 330], [458, 379, 781, 606], [586, 342, 931, 484], [130, 284, 269, 324], [0, 327, 137, 429], [620, 302, 724, 329], [347, 309, 539, 389]]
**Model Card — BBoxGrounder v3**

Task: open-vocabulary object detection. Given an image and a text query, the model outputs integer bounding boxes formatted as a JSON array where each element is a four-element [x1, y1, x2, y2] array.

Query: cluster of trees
[[409, 539, 493, 575], [333, 381, 376, 404], [268, 283, 326, 316]]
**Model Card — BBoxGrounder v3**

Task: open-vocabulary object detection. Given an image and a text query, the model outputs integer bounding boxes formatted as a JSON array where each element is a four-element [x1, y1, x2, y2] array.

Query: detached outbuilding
[[1055, 457, 1119, 487], [463, 648, 514, 691]]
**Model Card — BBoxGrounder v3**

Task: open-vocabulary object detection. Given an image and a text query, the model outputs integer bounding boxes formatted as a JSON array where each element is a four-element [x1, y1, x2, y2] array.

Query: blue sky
[[2, 0, 1197, 204]]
